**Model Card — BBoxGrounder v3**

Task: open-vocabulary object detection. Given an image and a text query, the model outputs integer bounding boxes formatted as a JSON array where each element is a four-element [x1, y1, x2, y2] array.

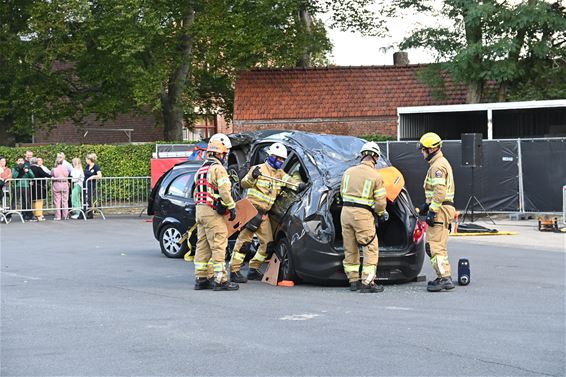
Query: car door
[[160, 170, 196, 226]]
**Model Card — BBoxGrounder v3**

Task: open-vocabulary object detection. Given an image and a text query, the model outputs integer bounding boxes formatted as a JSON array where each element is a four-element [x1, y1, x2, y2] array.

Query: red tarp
[[150, 158, 187, 188]]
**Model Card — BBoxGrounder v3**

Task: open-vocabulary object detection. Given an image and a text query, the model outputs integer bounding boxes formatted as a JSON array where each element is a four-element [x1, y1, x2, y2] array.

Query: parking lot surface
[[1, 217, 564, 376]]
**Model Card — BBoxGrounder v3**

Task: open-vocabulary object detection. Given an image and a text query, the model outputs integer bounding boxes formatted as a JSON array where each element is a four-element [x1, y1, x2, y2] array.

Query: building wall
[[233, 116, 397, 136], [35, 112, 230, 144], [35, 112, 162, 144]]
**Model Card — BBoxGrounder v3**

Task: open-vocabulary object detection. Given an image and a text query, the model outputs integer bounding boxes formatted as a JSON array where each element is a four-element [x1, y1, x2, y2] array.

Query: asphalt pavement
[[1, 217, 564, 376]]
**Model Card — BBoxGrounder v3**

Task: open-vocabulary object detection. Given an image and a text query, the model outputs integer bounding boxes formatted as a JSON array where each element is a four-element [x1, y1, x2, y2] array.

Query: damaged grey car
[[232, 131, 426, 284]]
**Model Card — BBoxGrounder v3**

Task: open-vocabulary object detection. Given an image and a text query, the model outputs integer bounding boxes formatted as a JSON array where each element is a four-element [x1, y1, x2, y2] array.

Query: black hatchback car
[[148, 131, 425, 284]]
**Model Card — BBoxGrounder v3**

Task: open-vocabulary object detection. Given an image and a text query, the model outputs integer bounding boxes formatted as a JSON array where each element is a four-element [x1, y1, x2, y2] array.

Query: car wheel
[[275, 237, 298, 282], [159, 223, 188, 258]]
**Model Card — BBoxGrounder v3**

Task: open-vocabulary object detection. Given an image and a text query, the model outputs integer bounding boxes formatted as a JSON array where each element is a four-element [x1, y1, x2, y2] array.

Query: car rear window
[[166, 172, 194, 198]]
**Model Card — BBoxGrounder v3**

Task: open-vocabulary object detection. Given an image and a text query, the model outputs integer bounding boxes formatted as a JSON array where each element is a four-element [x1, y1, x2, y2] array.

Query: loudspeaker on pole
[[461, 133, 483, 168]]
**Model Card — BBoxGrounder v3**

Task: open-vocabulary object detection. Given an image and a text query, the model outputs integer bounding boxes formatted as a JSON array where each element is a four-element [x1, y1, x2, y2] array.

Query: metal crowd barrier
[[0, 176, 150, 223]]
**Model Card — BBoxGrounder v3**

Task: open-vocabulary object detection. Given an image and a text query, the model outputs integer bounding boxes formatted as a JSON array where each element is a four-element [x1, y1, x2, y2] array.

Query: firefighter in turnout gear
[[193, 138, 239, 291], [229, 142, 307, 283], [340, 142, 388, 293], [417, 132, 456, 292]]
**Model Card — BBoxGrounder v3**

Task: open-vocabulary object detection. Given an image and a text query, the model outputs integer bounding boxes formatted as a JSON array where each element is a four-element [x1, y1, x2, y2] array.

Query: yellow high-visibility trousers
[[427, 205, 455, 278], [193, 205, 228, 283], [341, 206, 379, 283], [230, 214, 273, 272]]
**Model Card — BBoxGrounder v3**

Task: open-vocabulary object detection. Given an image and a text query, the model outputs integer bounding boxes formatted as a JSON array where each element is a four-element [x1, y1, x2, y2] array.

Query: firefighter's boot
[[360, 282, 384, 293], [230, 271, 248, 283], [194, 277, 213, 290], [427, 277, 441, 287], [247, 268, 263, 281], [349, 281, 361, 291], [427, 277, 455, 292], [213, 281, 239, 291]]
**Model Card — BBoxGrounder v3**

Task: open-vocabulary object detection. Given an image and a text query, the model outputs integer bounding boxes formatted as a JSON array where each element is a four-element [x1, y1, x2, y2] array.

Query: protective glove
[[377, 211, 389, 224], [425, 210, 436, 227], [251, 166, 261, 179], [228, 208, 237, 221], [417, 203, 429, 215], [296, 182, 307, 192]]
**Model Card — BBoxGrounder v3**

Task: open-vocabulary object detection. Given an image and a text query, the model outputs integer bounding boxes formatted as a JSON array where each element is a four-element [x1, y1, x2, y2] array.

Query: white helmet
[[210, 133, 232, 149], [267, 142, 288, 159], [360, 141, 381, 158]]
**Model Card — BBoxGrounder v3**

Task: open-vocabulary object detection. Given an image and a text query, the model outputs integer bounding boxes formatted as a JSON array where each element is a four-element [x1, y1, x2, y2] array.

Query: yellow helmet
[[207, 139, 228, 154], [418, 132, 442, 149]]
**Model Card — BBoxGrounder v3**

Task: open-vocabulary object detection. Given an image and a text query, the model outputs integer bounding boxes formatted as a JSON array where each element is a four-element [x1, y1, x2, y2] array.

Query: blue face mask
[[267, 155, 283, 170]]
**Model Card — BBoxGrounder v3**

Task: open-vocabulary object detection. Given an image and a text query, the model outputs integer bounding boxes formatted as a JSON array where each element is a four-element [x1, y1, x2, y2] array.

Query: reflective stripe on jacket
[[193, 158, 235, 210], [423, 151, 455, 212], [340, 160, 387, 215], [241, 162, 298, 212]]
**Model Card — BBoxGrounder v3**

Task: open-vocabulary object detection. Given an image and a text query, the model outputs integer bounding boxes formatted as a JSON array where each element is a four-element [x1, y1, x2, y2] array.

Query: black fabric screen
[[521, 139, 566, 212], [388, 141, 520, 212]]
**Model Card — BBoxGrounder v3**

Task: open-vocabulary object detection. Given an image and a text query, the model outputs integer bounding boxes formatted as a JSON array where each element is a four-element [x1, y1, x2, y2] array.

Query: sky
[[324, 2, 449, 66], [327, 28, 436, 66]]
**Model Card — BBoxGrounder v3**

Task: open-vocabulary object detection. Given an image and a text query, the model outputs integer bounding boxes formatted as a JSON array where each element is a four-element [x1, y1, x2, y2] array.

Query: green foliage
[[1, 0, 381, 143], [0, 143, 156, 177], [360, 134, 396, 142], [383, 0, 566, 102]]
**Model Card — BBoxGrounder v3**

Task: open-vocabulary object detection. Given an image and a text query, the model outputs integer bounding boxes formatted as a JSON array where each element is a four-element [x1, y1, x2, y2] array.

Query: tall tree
[[0, 0, 83, 144], [382, 0, 566, 103], [1, 0, 382, 143]]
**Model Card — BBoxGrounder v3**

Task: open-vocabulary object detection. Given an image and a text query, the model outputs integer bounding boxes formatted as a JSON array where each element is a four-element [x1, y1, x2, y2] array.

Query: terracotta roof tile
[[234, 65, 466, 120]]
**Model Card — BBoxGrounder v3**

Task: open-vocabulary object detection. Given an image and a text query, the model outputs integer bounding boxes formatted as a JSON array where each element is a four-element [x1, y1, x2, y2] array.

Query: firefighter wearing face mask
[[229, 142, 307, 283], [193, 138, 238, 291], [417, 132, 456, 292], [340, 142, 388, 293]]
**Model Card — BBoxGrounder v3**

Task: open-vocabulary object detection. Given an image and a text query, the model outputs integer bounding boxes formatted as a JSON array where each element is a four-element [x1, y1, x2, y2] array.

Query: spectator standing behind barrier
[[70, 158, 84, 219], [29, 157, 51, 222], [58, 152, 73, 210], [83, 153, 102, 219], [0, 157, 12, 206], [24, 150, 33, 169], [37, 158, 51, 175], [12, 157, 35, 220], [51, 157, 70, 221]]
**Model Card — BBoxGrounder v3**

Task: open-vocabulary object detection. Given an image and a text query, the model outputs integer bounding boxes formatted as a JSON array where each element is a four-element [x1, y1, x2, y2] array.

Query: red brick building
[[35, 63, 467, 144], [233, 65, 467, 137], [35, 112, 230, 144]]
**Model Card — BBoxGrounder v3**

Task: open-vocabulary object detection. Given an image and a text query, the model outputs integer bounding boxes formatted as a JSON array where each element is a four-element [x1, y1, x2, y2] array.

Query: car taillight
[[413, 219, 427, 244]]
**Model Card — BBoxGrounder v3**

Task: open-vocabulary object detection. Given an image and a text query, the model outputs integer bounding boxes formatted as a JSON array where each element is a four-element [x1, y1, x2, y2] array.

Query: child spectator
[[70, 158, 84, 219]]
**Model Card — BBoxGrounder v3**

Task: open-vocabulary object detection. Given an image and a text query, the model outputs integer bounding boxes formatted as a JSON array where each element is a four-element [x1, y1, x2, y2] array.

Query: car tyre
[[159, 223, 188, 258], [275, 237, 299, 282]]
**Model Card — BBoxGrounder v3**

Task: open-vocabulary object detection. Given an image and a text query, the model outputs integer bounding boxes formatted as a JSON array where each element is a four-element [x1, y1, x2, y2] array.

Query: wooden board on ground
[[378, 166, 405, 202], [226, 198, 258, 238], [262, 254, 280, 286]]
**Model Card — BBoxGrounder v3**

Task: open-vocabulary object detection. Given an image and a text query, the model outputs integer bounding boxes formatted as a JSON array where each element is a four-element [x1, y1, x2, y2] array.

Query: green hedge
[[0, 136, 394, 177], [360, 134, 396, 142], [0, 143, 158, 177]]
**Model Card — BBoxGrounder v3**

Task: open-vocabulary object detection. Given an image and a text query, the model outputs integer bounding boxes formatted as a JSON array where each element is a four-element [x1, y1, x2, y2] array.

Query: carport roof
[[234, 65, 467, 120]]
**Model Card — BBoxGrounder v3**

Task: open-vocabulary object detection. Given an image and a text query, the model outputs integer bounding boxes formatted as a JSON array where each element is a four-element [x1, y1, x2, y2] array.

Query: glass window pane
[[166, 173, 194, 198]]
